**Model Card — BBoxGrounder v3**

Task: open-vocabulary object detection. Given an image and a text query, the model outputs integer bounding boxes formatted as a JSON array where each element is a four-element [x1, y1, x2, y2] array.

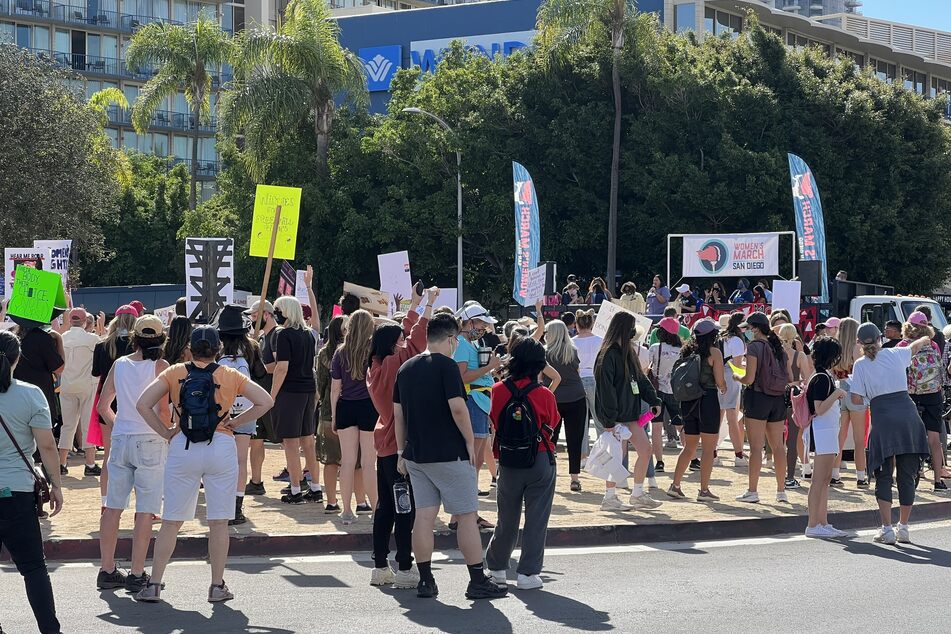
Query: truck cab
[[849, 296, 948, 332]]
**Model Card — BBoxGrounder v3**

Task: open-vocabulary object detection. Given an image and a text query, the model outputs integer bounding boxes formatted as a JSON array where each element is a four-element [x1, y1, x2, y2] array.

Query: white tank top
[[111, 356, 162, 437]]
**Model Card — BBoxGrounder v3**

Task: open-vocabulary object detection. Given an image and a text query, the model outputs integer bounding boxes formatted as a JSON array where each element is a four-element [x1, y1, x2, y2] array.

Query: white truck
[[827, 280, 948, 331]]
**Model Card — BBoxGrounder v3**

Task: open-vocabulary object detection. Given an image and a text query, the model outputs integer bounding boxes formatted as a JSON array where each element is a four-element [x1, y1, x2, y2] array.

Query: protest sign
[[4, 248, 45, 296], [343, 282, 391, 316], [517, 264, 547, 306], [413, 288, 459, 315], [249, 185, 302, 260], [185, 238, 234, 323], [295, 270, 310, 306], [7, 266, 67, 324], [153, 305, 176, 326], [771, 280, 802, 324], [33, 240, 72, 291], [595, 300, 652, 342], [277, 260, 296, 296], [377, 251, 413, 299]]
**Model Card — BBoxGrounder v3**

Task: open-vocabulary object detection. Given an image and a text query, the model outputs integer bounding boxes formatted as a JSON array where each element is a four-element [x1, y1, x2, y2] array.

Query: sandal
[[477, 516, 495, 530]]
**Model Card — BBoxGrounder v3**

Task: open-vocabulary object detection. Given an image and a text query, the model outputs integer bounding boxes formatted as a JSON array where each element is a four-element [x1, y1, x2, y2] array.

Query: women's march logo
[[696, 239, 729, 274]]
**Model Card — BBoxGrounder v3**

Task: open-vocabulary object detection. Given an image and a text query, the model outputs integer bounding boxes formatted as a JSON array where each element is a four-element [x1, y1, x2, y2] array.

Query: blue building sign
[[410, 30, 536, 74], [358, 45, 402, 92]]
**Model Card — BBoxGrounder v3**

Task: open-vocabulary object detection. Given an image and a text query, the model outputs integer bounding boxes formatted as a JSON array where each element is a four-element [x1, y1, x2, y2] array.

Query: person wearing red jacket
[[365, 285, 437, 589]]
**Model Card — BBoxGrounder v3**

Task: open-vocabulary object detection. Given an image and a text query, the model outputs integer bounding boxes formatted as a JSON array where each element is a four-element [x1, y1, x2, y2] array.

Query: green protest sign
[[7, 265, 67, 324]]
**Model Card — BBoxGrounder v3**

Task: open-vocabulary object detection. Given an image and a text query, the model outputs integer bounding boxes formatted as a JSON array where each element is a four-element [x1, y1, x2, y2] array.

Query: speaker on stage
[[798, 260, 822, 296], [540, 261, 557, 295]]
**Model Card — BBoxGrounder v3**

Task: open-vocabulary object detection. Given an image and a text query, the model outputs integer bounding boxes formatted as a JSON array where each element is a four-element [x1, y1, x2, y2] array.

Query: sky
[[857, 0, 951, 33]]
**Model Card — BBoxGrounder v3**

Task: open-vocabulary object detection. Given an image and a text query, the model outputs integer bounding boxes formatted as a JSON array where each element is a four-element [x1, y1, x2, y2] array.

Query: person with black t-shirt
[[882, 320, 902, 349], [12, 325, 64, 414], [393, 313, 507, 601]]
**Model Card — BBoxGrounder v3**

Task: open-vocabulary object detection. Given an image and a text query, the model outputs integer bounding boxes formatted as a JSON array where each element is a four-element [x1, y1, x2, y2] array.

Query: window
[[870, 58, 896, 83], [704, 7, 714, 34], [54, 29, 69, 54], [903, 68, 926, 95], [835, 48, 863, 71], [103, 34, 117, 59], [105, 128, 119, 147], [674, 3, 695, 34], [34, 25, 49, 50], [0, 22, 14, 45], [151, 132, 169, 156], [932, 77, 951, 98], [16, 24, 30, 48], [704, 8, 742, 38]]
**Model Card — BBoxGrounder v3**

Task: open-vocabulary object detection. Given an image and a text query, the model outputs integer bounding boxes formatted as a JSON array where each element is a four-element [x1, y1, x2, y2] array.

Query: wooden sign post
[[254, 205, 282, 338]]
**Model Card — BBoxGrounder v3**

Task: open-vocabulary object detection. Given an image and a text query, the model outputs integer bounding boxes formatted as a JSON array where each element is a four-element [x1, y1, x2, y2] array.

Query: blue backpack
[[177, 363, 223, 448]]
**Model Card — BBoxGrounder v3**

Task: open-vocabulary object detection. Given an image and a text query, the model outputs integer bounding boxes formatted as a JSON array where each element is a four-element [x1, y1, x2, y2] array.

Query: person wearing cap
[[913, 304, 946, 355], [92, 305, 138, 502], [823, 317, 841, 339], [667, 319, 727, 502], [58, 307, 102, 477], [831, 318, 869, 488], [674, 284, 700, 314], [129, 300, 146, 318], [648, 307, 690, 345], [243, 299, 279, 492], [215, 305, 269, 525], [897, 312, 947, 493], [734, 311, 791, 504], [849, 322, 931, 544], [132, 324, 273, 603], [96, 315, 170, 594], [648, 316, 684, 473]]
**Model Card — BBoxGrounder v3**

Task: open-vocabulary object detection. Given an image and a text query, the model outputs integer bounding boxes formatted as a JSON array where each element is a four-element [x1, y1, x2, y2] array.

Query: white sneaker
[[896, 524, 911, 544], [734, 456, 749, 467], [392, 566, 420, 589], [736, 490, 760, 503], [487, 569, 507, 585], [776, 491, 789, 503], [647, 477, 658, 489], [516, 574, 543, 590], [874, 526, 897, 545], [628, 493, 663, 510], [822, 524, 847, 538], [804, 525, 835, 538], [370, 565, 395, 586], [600, 496, 634, 511]]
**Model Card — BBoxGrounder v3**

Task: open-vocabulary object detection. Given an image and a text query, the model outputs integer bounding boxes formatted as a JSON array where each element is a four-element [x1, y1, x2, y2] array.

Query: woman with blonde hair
[[778, 323, 812, 488], [544, 319, 588, 491], [270, 296, 320, 505], [832, 317, 869, 488], [331, 309, 378, 524]]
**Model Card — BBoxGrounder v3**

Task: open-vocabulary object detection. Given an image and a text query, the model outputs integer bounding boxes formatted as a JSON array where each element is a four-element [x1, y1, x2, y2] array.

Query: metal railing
[[106, 105, 216, 133], [170, 157, 219, 178], [0, 0, 185, 32]]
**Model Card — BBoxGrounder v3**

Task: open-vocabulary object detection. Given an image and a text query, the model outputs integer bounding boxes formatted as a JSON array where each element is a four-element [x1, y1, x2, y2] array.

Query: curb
[[24, 499, 951, 562]]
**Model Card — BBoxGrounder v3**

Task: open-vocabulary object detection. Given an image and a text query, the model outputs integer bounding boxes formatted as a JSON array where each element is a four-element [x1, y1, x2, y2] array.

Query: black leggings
[[0, 493, 61, 634], [785, 412, 799, 480], [874, 454, 920, 507], [373, 454, 415, 570], [557, 398, 588, 475]]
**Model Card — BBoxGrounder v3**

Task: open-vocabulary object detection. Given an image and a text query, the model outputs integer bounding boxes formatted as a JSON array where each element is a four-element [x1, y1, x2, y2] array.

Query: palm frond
[[131, 70, 180, 133], [87, 87, 128, 127]]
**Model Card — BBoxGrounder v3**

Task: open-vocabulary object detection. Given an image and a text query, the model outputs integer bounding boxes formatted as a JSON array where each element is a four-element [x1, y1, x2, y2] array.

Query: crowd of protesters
[[2, 267, 950, 630]]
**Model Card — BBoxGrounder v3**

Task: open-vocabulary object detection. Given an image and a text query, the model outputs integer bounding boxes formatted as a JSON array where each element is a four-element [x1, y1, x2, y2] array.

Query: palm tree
[[536, 0, 638, 293], [126, 13, 231, 210], [221, 0, 367, 179], [87, 88, 132, 186]]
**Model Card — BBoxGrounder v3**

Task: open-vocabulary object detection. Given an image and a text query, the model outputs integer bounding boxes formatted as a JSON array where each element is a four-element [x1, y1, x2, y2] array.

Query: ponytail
[[0, 330, 21, 393], [862, 341, 880, 361]]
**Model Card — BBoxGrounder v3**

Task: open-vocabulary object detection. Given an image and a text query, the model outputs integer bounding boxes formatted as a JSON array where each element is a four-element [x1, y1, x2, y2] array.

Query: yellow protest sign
[[7, 265, 67, 324], [249, 185, 302, 260]]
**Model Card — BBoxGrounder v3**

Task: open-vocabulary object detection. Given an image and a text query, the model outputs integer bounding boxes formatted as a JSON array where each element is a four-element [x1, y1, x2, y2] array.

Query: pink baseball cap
[[67, 308, 87, 324], [115, 304, 138, 316], [658, 317, 680, 336], [908, 311, 929, 326], [129, 300, 146, 316], [824, 317, 841, 328]]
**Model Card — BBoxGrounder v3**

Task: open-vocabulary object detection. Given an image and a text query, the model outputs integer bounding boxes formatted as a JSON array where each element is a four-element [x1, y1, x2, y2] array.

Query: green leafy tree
[[0, 44, 118, 266], [536, 0, 640, 289], [126, 13, 231, 211], [221, 0, 367, 179], [88, 88, 132, 186]]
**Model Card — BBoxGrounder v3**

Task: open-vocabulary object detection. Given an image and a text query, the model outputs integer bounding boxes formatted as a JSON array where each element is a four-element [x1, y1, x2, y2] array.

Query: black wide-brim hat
[[215, 304, 250, 334]]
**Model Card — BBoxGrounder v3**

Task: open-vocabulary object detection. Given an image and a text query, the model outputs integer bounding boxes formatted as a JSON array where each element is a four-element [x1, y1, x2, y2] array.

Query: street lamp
[[402, 107, 463, 305]]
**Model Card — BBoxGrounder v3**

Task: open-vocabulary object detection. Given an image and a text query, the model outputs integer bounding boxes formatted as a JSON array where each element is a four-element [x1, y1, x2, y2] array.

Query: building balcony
[[106, 105, 217, 133], [0, 0, 185, 33], [169, 157, 219, 179]]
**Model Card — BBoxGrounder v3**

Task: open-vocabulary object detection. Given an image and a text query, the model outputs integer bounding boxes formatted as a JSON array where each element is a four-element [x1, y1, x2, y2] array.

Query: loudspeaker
[[798, 260, 822, 296], [540, 261, 557, 295]]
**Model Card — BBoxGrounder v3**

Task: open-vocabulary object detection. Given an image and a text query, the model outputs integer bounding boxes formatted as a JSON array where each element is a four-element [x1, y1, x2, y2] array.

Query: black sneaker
[[245, 481, 266, 496], [304, 488, 323, 503], [856, 479, 870, 488], [417, 579, 439, 598], [829, 478, 845, 488], [59, 465, 68, 476], [477, 490, 491, 497], [84, 464, 102, 477], [490, 477, 498, 488], [281, 492, 306, 505], [356, 503, 373, 514], [784, 478, 800, 489], [465, 575, 509, 600], [689, 458, 701, 471], [935, 481, 949, 492], [280, 480, 308, 495], [324, 503, 341, 514], [97, 568, 128, 590], [124, 572, 150, 594], [229, 507, 247, 526], [655, 460, 665, 473]]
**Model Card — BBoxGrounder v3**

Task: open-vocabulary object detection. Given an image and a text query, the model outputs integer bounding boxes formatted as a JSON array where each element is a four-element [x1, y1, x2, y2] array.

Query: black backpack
[[176, 362, 223, 448], [496, 379, 554, 468], [670, 354, 704, 402]]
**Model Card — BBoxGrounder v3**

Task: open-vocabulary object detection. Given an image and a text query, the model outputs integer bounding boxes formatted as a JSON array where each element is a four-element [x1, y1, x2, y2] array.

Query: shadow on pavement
[[386, 585, 515, 633], [513, 588, 613, 631], [838, 538, 951, 567]]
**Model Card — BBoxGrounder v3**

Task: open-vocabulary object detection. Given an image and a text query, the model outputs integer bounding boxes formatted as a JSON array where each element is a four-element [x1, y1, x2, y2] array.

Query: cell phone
[[414, 280, 424, 296]]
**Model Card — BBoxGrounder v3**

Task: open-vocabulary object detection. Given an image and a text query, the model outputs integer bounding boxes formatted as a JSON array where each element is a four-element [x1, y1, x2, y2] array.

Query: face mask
[[744, 330, 754, 342], [467, 328, 484, 341], [274, 310, 286, 325]]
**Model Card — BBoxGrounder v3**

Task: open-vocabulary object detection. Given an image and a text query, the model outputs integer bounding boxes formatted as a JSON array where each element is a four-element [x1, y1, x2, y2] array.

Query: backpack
[[750, 340, 789, 396], [176, 362, 223, 448], [670, 354, 704, 402], [495, 379, 554, 469], [908, 342, 943, 394], [790, 379, 813, 430]]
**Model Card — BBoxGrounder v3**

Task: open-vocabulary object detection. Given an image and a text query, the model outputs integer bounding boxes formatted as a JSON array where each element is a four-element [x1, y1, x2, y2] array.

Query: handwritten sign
[[7, 266, 67, 324], [3, 248, 45, 296], [343, 282, 391, 316], [34, 240, 72, 290], [594, 299, 652, 342], [517, 264, 547, 306], [249, 185, 302, 260]]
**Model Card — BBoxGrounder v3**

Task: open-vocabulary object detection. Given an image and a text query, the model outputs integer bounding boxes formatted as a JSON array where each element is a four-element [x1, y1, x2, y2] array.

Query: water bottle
[[393, 475, 412, 514]]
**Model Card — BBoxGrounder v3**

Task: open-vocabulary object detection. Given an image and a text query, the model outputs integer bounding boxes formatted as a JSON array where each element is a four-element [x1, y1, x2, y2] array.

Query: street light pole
[[402, 107, 463, 305]]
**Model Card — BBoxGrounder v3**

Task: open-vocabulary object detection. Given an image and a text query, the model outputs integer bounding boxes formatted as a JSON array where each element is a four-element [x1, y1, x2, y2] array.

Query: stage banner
[[512, 161, 541, 305], [788, 153, 829, 303], [682, 233, 780, 277]]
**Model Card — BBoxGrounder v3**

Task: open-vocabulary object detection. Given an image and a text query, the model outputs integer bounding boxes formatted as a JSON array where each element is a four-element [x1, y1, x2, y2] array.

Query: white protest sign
[[771, 280, 802, 324], [4, 248, 46, 297], [33, 240, 72, 291], [295, 270, 310, 305], [518, 264, 547, 306], [594, 300, 653, 342], [184, 238, 234, 322], [414, 288, 460, 314], [153, 305, 176, 326], [378, 251, 413, 297], [343, 281, 391, 316]]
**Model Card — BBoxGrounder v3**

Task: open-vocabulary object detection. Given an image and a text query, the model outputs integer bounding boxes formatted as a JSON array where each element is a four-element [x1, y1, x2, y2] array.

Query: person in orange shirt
[[132, 326, 273, 604]]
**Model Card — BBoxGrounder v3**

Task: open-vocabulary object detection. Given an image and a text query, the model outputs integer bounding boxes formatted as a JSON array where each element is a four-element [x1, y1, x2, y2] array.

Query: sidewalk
[[38, 443, 951, 560]]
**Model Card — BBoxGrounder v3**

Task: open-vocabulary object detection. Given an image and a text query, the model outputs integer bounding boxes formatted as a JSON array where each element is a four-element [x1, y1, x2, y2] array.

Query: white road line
[[27, 519, 951, 570]]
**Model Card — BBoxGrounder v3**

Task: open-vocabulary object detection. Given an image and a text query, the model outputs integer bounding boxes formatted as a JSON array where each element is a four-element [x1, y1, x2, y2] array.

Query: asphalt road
[[3, 522, 950, 633]]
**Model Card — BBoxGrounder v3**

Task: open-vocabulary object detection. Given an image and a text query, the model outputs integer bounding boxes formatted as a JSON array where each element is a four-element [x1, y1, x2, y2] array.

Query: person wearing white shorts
[[132, 323, 274, 605], [804, 336, 849, 539]]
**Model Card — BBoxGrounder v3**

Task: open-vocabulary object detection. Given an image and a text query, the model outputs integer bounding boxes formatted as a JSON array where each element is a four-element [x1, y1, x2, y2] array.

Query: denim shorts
[[468, 398, 490, 438], [105, 433, 167, 515], [838, 377, 869, 412]]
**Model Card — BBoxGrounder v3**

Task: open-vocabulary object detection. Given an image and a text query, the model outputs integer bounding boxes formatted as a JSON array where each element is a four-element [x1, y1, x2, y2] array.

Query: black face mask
[[274, 310, 287, 325]]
